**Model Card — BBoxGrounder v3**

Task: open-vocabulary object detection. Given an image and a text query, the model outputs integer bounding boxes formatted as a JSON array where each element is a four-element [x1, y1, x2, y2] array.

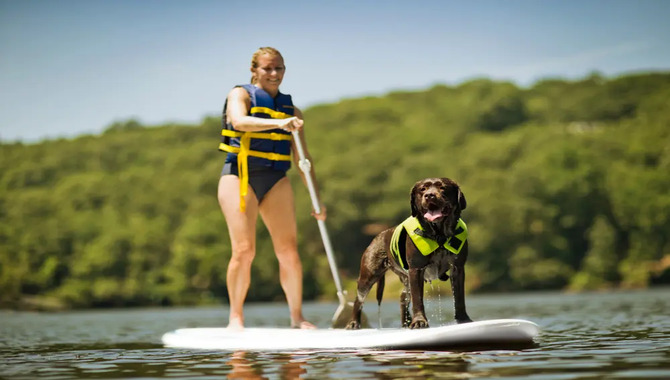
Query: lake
[[1, 287, 669, 379]]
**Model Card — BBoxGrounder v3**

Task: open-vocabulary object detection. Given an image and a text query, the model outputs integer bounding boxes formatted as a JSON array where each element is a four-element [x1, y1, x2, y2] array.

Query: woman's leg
[[218, 175, 259, 330], [259, 177, 315, 329]]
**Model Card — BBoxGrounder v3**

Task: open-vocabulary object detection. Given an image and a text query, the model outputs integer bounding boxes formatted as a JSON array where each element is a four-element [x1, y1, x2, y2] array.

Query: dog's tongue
[[424, 210, 443, 222]]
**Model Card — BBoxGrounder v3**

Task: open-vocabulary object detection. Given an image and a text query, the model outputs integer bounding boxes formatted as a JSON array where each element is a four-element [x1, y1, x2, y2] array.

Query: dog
[[346, 177, 472, 329]]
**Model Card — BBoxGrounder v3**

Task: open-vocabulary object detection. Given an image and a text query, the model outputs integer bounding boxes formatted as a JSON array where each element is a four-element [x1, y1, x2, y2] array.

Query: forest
[[1, 71, 669, 310]]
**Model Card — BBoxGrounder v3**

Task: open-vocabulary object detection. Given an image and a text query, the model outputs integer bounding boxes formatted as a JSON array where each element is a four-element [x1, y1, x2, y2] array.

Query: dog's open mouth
[[424, 204, 444, 222]]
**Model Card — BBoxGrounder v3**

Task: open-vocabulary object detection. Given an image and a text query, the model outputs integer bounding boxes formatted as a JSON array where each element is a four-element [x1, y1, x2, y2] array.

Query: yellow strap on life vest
[[219, 129, 292, 212], [250, 106, 292, 120], [220, 129, 293, 142]]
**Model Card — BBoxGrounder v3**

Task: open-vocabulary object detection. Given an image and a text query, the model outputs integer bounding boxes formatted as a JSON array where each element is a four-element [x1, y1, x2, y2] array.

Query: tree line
[[1, 71, 669, 310]]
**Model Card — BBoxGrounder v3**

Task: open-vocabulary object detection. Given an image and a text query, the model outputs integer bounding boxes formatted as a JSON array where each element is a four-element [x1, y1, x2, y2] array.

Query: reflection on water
[[1, 287, 669, 379], [225, 351, 308, 379]]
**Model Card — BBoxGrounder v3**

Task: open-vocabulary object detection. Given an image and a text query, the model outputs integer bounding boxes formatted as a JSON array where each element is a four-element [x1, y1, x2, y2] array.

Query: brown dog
[[346, 178, 472, 329]]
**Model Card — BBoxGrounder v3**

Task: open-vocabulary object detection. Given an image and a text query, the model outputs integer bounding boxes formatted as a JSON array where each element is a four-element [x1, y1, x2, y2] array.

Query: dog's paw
[[456, 318, 473, 324], [345, 320, 361, 330], [409, 318, 429, 329], [438, 272, 449, 281]]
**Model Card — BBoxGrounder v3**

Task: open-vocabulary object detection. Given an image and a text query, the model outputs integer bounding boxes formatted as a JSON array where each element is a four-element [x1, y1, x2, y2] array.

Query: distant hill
[[1, 71, 669, 310]]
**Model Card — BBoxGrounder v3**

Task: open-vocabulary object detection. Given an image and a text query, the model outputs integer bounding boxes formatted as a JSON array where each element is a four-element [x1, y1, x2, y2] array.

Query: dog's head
[[410, 177, 466, 233]]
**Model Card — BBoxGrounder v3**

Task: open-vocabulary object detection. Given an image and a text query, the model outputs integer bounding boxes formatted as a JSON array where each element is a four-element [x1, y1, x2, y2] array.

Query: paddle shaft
[[291, 131, 346, 304]]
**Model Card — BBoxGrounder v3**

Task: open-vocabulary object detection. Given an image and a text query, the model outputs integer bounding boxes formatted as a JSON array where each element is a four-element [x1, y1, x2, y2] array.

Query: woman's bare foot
[[291, 320, 317, 329], [227, 316, 244, 331]]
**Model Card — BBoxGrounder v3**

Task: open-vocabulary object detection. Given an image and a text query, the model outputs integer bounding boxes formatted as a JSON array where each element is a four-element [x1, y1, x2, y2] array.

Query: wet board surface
[[162, 319, 540, 351]]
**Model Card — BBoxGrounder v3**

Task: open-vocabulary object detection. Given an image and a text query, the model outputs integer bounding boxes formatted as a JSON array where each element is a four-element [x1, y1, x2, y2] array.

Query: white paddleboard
[[162, 319, 539, 351]]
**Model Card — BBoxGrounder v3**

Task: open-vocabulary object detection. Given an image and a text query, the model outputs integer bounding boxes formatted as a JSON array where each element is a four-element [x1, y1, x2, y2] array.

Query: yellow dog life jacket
[[390, 216, 468, 270]]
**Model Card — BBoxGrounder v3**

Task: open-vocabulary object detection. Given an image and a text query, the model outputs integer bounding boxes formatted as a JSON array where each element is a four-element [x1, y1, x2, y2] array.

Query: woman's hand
[[280, 117, 304, 132], [311, 203, 327, 221]]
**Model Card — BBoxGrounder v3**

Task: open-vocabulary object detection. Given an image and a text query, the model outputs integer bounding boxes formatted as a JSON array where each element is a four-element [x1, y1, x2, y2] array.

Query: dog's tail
[[376, 274, 385, 306]]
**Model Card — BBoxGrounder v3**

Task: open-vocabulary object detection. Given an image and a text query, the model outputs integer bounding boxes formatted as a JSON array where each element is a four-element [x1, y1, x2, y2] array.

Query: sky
[[1, 0, 669, 142]]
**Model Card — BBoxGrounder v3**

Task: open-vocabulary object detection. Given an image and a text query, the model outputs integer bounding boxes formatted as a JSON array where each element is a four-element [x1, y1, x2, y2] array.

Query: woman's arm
[[226, 87, 302, 132]]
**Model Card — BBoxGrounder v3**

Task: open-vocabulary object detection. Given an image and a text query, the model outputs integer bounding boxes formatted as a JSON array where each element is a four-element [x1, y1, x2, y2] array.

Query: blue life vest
[[220, 84, 294, 171]]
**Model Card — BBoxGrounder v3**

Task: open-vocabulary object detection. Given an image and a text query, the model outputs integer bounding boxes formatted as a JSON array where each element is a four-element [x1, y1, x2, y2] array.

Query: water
[[1, 288, 669, 379]]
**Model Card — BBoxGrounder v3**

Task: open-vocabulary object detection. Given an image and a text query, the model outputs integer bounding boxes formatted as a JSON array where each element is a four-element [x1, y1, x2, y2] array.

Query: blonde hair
[[250, 47, 284, 84]]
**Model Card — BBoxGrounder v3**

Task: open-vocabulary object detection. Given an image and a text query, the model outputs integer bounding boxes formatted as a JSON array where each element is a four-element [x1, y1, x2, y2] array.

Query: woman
[[218, 47, 325, 330]]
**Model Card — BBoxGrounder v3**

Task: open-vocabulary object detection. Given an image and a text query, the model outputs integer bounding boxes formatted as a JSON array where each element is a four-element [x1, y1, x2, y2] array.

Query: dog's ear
[[458, 188, 467, 210], [410, 182, 421, 217]]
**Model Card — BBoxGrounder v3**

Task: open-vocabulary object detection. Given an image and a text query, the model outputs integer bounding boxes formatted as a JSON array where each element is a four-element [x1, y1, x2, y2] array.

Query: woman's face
[[252, 53, 285, 94]]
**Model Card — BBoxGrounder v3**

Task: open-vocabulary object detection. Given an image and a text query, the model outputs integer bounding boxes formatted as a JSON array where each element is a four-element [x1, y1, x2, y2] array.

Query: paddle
[[291, 130, 367, 328]]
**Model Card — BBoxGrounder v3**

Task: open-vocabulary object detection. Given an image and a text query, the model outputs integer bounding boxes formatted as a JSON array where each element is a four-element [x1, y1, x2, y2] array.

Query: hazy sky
[[1, 0, 669, 142]]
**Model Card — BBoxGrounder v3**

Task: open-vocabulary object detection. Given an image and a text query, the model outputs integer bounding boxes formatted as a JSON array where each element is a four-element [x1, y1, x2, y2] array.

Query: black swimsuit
[[221, 162, 286, 203]]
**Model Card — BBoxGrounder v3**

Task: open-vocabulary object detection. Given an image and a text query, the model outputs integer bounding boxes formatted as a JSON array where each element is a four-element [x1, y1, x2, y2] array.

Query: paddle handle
[[292, 131, 346, 301]]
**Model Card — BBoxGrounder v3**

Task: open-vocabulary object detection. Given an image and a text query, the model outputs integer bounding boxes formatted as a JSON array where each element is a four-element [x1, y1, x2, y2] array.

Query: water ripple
[[1, 288, 669, 379]]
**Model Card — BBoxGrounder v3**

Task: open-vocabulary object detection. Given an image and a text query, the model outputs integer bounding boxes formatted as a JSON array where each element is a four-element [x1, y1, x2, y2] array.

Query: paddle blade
[[331, 301, 370, 329]]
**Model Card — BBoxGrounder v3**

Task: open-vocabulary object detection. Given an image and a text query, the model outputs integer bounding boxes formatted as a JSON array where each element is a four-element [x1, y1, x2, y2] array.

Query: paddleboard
[[162, 319, 539, 351]]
